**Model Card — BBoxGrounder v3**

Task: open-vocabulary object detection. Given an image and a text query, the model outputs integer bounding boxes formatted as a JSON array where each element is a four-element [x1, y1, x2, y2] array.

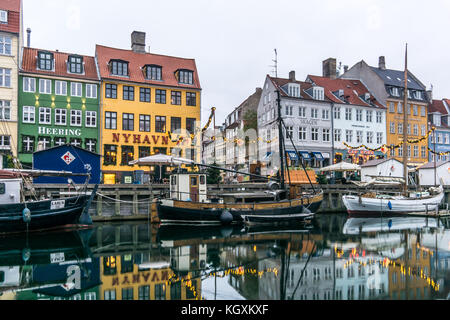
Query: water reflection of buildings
[[99, 246, 205, 300]]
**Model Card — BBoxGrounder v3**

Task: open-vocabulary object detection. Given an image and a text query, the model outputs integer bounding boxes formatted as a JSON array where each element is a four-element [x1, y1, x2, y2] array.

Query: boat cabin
[[0, 179, 21, 205], [170, 173, 207, 202]]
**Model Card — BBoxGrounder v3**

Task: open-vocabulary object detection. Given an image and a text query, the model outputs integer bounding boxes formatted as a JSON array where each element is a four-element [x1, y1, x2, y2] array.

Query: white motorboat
[[342, 186, 444, 217]]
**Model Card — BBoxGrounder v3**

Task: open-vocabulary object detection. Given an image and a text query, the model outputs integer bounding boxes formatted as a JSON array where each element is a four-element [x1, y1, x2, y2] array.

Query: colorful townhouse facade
[[0, 0, 23, 166], [342, 57, 430, 167], [307, 72, 387, 165], [18, 47, 100, 168], [428, 99, 450, 162], [96, 31, 202, 184]]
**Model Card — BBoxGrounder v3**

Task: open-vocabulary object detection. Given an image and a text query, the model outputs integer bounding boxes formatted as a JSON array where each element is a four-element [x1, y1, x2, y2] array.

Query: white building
[[360, 158, 404, 182], [257, 71, 333, 176], [307, 69, 387, 165], [417, 161, 450, 186]]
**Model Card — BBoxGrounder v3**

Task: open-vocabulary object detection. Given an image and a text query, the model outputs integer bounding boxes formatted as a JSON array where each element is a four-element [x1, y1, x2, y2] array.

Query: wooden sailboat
[[342, 45, 444, 217], [157, 90, 323, 226]]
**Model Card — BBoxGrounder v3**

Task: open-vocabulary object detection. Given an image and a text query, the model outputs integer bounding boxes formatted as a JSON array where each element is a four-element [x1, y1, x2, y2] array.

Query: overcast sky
[[23, 0, 450, 125]]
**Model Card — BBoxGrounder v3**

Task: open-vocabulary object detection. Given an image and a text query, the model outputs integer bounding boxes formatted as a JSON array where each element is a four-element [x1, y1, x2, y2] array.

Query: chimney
[[379, 56, 386, 70], [26, 28, 31, 47], [344, 65, 349, 73], [131, 31, 146, 53], [426, 89, 433, 102], [289, 70, 296, 82], [323, 58, 337, 79]]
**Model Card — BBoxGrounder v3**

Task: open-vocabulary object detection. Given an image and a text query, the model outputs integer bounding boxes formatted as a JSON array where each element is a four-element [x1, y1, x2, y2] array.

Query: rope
[[96, 192, 154, 204]]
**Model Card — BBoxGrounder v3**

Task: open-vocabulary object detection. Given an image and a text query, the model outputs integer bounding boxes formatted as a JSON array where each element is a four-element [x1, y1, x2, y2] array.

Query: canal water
[[0, 213, 449, 301]]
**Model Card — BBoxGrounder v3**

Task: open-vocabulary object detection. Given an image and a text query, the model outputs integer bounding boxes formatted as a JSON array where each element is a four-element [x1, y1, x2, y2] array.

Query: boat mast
[[276, 89, 287, 190], [403, 44, 409, 195]]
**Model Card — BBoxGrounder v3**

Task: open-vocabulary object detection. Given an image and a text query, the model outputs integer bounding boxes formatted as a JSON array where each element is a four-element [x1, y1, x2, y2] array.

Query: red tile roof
[[95, 44, 201, 90], [429, 99, 448, 115], [268, 75, 325, 101], [21, 47, 99, 81], [0, 0, 21, 12], [307, 75, 385, 109], [0, 4, 21, 35]]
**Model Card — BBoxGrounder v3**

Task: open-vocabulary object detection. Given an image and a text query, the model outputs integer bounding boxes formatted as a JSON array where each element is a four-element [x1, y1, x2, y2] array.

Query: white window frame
[[0, 36, 12, 55], [55, 108, 67, 126], [70, 109, 82, 127], [366, 132, 373, 144], [39, 107, 51, 124], [0, 135, 10, 150], [0, 100, 11, 120], [356, 131, 363, 144], [39, 79, 52, 94], [311, 108, 318, 119], [345, 108, 352, 121], [356, 109, 363, 121], [366, 110, 373, 122], [299, 127, 307, 141], [71, 82, 83, 97], [345, 130, 353, 143], [85, 111, 97, 127], [55, 81, 67, 96], [299, 107, 306, 118], [86, 84, 97, 99], [390, 122, 395, 134], [377, 132, 383, 144], [311, 128, 319, 141], [23, 106, 35, 123], [23, 77, 36, 93], [0, 68, 11, 87], [376, 111, 383, 123], [322, 128, 330, 142], [334, 107, 341, 119], [0, 10, 7, 23]]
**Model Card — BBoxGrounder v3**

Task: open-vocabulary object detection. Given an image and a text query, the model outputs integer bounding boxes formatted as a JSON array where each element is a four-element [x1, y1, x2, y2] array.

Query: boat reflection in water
[[0, 214, 449, 300]]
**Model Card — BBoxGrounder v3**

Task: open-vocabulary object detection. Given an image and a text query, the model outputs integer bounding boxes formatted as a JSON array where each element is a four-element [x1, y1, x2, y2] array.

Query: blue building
[[429, 99, 450, 162], [33, 144, 101, 184]]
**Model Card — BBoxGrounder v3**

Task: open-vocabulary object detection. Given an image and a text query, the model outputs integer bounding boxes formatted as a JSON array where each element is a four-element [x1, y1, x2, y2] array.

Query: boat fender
[[220, 210, 233, 225], [388, 201, 393, 210], [22, 208, 31, 224]]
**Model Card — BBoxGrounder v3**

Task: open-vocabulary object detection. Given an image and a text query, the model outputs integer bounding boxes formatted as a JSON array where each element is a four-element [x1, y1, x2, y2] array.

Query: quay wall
[[24, 184, 450, 223]]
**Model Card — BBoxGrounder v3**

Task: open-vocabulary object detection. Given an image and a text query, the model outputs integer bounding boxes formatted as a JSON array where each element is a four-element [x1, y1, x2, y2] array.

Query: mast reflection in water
[[0, 214, 449, 301]]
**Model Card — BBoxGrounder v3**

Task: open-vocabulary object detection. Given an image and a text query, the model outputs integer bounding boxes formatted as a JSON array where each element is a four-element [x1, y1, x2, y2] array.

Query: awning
[[313, 152, 324, 161], [286, 151, 299, 161], [299, 151, 312, 160]]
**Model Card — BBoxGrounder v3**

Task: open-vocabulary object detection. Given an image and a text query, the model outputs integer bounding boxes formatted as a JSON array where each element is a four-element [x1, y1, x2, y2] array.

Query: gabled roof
[[418, 161, 450, 170], [21, 47, 99, 81], [369, 67, 425, 91], [267, 75, 331, 102], [95, 44, 201, 90], [429, 100, 448, 115], [361, 158, 403, 168], [0, 0, 21, 35], [307, 75, 385, 109]]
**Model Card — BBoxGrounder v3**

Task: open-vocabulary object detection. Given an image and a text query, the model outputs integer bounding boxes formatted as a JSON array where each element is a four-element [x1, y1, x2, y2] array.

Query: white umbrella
[[319, 162, 361, 172], [129, 154, 193, 180]]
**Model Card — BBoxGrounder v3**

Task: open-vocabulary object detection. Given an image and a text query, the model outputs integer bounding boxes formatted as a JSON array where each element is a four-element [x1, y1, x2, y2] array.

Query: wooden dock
[[23, 183, 450, 223]]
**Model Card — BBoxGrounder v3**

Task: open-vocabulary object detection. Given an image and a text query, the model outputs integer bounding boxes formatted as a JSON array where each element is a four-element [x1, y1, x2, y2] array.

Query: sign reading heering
[[39, 127, 82, 137]]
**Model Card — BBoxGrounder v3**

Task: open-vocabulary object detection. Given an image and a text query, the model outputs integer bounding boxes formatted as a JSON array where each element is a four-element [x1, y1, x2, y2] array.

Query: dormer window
[[38, 51, 54, 71], [110, 60, 129, 77], [178, 70, 194, 85], [68, 55, 83, 74], [0, 10, 7, 24], [313, 86, 324, 100], [413, 90, 423, 100], [288, 83, 300, 98], [391, 87, 399, 97], [407, 90, 412, 99], [145, 65, 162, 81]]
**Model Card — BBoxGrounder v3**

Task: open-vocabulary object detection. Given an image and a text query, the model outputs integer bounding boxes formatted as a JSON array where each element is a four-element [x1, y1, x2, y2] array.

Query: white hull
[[342, 188, 444, 216]]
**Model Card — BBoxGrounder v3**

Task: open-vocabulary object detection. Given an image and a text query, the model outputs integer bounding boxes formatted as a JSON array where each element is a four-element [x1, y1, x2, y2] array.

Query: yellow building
[[96, 31, 202, 184], [100, 255, 202, 300], [386, 99, 429, 166], [0, 0, 23, 162]]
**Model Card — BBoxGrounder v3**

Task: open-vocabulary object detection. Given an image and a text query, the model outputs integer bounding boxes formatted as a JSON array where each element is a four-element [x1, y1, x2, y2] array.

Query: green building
[[18, 47, 100, 167]]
